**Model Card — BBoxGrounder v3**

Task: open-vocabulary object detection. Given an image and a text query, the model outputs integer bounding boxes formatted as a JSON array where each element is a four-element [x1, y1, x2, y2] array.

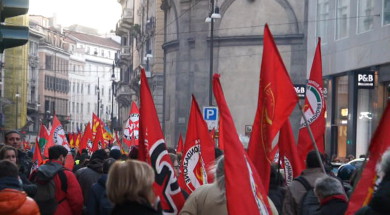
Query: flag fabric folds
[[247, 24, 298, 193], [277, 120, 304, 184], [79, 122, 93, 152], [213, 74, 271, 215], [123, 101, 140, 147], [297, 38, 326, 158], [139, 68, 185, 214], [178, 95, 215, 194], [37, 124, 49, 156], [345, 102, 390, 215]]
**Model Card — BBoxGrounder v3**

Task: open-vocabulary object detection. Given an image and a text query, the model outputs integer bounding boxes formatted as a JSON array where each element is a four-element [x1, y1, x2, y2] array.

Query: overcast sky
[[29, 0, 122, 34]]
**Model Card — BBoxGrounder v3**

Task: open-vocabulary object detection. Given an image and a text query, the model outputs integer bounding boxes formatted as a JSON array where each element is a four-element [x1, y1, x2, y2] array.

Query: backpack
[[295, 176, 320, 215], [33, 168, 68, 215]]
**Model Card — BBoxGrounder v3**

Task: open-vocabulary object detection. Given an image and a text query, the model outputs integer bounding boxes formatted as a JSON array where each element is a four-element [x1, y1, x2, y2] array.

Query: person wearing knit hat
[[109, 149, 122, 160], [76, 149, 108, 207]]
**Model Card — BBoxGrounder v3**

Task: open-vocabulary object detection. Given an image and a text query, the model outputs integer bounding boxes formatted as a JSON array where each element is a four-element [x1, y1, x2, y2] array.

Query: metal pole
[[298, 102, 326, 173], [111, 63, 115, 132], [16, 95, 18, 129], [209, 0, 214, 106], [97, 77, 100, 118]]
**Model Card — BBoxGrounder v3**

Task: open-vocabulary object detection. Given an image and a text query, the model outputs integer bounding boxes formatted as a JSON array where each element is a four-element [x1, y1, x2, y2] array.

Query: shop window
[[335, 76, 349, 158]]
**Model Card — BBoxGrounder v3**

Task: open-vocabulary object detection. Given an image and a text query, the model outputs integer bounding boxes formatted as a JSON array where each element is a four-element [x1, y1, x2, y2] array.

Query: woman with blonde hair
[[107, 159, 162, 215]]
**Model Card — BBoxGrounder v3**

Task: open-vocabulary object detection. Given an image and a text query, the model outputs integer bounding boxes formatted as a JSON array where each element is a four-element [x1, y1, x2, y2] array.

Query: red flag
[[213, 74, 271, 215], [345, 102, 390, 214], [44, 115, 70, 157], [92, 124, 105, 152], [32, 140, 43, 166], [123, 101, 140, 147], [218, 115, 224, 150], [297, 38, 326, 158], [247, 24, 298, 193], [92, 113, 103, 136], [79, 122, 93, 152], [176, 133, 184, 154], [139, 68, 186, 214], [178, 95, 215, 194], [278, 120, 304, 184]]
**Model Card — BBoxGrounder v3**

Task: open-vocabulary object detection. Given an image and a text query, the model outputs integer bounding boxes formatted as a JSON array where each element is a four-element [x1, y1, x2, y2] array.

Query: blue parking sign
[[203, 107, 218, 130]]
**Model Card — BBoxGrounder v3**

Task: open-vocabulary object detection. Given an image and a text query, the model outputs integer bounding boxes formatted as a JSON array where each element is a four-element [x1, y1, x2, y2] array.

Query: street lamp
[[96, 77, 100, 117], [15, 91, 20, 129], [205, 0, 221, 105], [111, 62, 116, 132]]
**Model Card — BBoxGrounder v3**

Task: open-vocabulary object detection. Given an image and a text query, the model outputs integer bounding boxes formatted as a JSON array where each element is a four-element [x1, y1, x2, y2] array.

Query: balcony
[[117, 46, 132, 64], [116, 83, 135, 106], [115, 9, 133, 36]]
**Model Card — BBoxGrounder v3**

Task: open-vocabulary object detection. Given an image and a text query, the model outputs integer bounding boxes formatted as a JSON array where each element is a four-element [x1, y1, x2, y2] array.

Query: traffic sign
[[203, 106, 218, 130]]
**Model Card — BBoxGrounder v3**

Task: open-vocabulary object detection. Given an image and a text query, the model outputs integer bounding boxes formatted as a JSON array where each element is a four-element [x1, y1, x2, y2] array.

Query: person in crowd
[[0, 160, 40, 215], [169, 153, 181, 177], [30, 145, 83, 215], [107, 159, 162, 215], [282, 150, 327, 215], [337, 163, 356, 197], [4, 130, 33, 180], [0, 146, 37, 197], [128, 146, 139, 160], [76, 149, 108, 206], [104, 148, 110, 157], [86, 158, 116, 215], [269, 163, 286, 215], [313, 176, 348, 215], [356, 149, 390, 215], [109, 148, 122, 160], [180, 156, 279, 215], [73, 152, 90, 172]]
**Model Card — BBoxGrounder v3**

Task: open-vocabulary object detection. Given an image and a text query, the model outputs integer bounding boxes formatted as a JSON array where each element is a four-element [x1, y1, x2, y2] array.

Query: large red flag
[[92, 124, 105, 152], [176, 133, 184, 154], [44, 115, 70, 157], [69, 132, 75, 148], [297, 38, 326, 158], [92, 113, 103, 136], [213, 74, 271, 215], [247, 24, 298, 192], [345, 102, 390, 214], [123, 101, 140, 147], [278, 120, 305, 184], [178, 95, 215, 194], [32, 138, 43, 170], [139, 68, 185, 214], [79, 122, 93, 152]]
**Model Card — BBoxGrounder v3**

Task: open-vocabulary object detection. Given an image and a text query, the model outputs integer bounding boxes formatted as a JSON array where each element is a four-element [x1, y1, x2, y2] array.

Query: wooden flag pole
[[297, 101, 326, 173]]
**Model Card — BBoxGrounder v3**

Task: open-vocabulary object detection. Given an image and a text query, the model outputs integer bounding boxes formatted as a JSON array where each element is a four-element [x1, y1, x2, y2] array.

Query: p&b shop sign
[[357, 71, 374, 89]]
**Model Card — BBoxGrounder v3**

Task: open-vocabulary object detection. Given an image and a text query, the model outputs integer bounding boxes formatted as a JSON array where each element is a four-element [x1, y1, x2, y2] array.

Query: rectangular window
[[317, 0, 330, 43], [335, 75, 349, 158], [384, 0, 390, 25], [336, 0, 351, 39], [77, 103, 79, 113], [357, 0, 374, 33], [88, 103, 91, 113], [81, 103, 84, 114], [72, 102, 75, 113]]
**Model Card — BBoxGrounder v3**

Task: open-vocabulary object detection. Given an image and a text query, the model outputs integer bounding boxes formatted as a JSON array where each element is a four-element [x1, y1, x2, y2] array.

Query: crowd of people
[[0, 129, 389, 215]]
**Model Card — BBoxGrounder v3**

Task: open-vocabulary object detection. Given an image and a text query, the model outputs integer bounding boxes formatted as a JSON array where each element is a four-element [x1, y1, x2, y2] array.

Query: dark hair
[[103, 158, 116, 174], [91, 149, 109, 161], [270, 163, 284, 188], [4, 130, 21, 141], [0, 160, 19, 178], [167, 147, 176, 154], [128, 146, 139, 160], [168, 153, 178, 164], [49, 145, 69, 160], [0, 146, 18, 160], [109, 149, 122, 160], [306, 150, 324, 168]]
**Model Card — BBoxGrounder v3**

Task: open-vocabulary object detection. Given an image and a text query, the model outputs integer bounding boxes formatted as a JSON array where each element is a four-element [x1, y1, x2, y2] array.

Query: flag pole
[[297, 101, 326, 173]]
